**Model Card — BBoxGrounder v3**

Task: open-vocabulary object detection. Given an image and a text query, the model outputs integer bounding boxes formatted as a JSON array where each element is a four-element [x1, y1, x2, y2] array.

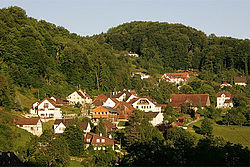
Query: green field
[[187, 120, 250, 148], [69, 160, 82, 167], [12, 126, 33, 151]]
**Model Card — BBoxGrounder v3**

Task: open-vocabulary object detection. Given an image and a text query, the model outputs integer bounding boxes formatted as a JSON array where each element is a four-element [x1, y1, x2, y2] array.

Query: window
[[31, 127, 34, 130], [44, 103, 49, 108], [103, 147, 106, 150], [101, 139, 105, 143], [20, 125, 23, 127], [136, 106, 138, 108], [96, 139, 100, 143], [98, 147, 101, 150], [94, 147, 97, 150]]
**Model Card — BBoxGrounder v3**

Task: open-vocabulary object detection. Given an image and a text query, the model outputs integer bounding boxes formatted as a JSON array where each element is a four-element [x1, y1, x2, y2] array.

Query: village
[[14, 71, 248, 152]]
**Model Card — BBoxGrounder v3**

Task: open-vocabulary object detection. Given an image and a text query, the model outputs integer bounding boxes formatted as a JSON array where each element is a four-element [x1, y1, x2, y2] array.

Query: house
[[216, 92, 233, 108], [145, 112, 164, 126], [131, 71, 150, 80], [66, 89, 92, 105], [102, 120, 118, 134], [50, 96, 69, 106], [53, 119, 91, 134], [128, 97, 166, 112], [160, 72, 189, 85], [16, 117, 43, 136], [103, 98, 119, 108], [0, 152, 24, 166], [169, 94, 210, 111], [113, 102, 134, 120], [91, 106, 119, 122], [234, 76, 247, 86], [109, 89, 137, 102], [85, 132, 121, 151], [220, 82, 232, 88], [92, 94, 108, 107], [128, 52, 139, 57], [30, 98, 62, 120]]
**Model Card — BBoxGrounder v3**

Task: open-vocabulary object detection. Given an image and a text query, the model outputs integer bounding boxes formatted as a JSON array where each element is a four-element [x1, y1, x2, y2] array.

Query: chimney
[[109, 134, 112, 139], [100, 133, 102, 136]]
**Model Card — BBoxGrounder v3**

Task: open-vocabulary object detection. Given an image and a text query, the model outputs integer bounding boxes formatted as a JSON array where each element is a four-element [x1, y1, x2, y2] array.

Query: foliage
[[62, 122, 85, 157], [21, 130, 70, 167], [200, 118, 213, 136]]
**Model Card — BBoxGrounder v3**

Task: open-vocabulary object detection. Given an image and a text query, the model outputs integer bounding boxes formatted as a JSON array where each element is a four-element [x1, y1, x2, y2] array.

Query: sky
[[0, 0, 250, 39]]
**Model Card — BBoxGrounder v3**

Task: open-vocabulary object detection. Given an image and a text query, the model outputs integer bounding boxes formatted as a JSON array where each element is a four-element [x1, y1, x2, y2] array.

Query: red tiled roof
[[102, 120, 117, 130], [114, 102, 134, 111], [170, 94, 210, 107], [216, 91, 232, 98], [128, 97, 140, 104], [171, 121, 183, 127], [234, 76, 247, 83], [161, 72, 189, 80], [93, 94, 108, 106], [16, 117, 40, 125], [37, 98, 61, 108]]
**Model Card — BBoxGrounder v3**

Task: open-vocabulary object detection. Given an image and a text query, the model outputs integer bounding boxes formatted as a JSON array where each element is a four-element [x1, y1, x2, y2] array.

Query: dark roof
[[234, 76, 247, 83], [114, 102, 135, 111], [102, 106, 119, 113], [16, 117, 40, 125], [170, 94, 210, 107], [79, 122, 89, 130]]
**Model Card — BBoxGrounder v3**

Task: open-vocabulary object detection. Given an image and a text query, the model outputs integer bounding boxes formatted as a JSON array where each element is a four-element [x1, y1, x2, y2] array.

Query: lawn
[[187, 120, 250, 148], [42, 120, 55, 132], [69, 160, 82, 167], [12, 126, 33, 151]]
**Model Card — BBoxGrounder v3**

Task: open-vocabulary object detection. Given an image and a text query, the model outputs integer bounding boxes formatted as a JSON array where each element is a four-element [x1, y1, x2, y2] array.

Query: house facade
[[145, 112, 164, 126], [216, 92, 233, 108], [160, 72, 189, 85], [16, 117, 42, 136], [91, 106, 119, 121], [30, 98, 62, 120], [67, 89, 92, 105], [102, 98, 119, 108], [128, 97, 165, 112], [131, 71, 150, 80]]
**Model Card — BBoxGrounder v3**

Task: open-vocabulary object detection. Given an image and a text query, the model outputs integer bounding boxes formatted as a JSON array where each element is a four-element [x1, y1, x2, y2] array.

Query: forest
[[0, 7, 249, 111]]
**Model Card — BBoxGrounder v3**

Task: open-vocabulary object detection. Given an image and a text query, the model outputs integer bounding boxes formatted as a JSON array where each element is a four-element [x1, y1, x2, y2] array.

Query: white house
[[128, 52, 139, 57], [128, 97, 165, 112], [30, 98, 62, 120], [131, 71, 150, 80], [160, 72, 189, 85], [220, 82, 232, 88], [145, 112, 164, 126], [216, 92, 233, 108], [67, 89, 92, 105], [102, 98, 119, 108], [53, 119, 91, 134], [16, 117, 43, 136], [110, 89, 137, 102]]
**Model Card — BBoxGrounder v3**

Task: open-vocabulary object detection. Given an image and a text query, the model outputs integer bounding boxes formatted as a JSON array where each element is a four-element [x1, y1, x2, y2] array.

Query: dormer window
[[96, 139, 100, 143], [44, 103, 49, 108], [101, 139, 105, 143]]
